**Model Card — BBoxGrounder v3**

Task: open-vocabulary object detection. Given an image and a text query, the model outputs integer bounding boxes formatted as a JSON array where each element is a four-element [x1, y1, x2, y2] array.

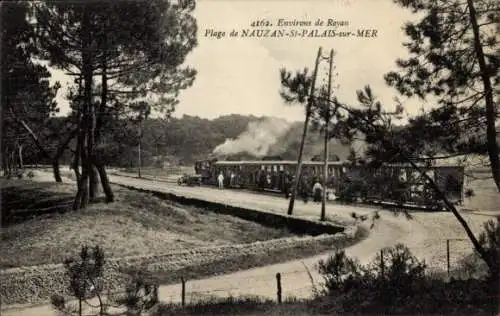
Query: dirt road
[[2, 174, 496, 316]]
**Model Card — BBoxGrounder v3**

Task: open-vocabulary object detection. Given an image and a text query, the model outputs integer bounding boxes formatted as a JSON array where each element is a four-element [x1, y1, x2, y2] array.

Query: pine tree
[[34, 0, 197, 209], [385, 0, 500, 191]]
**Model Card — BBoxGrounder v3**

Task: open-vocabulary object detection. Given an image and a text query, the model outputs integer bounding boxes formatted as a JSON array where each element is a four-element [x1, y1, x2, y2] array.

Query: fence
[[62, 267, 320, 315], [442, 238, 485, 279], [29, 244, 491, 316], [412, 238, 485, 280], [159, 268, 318, 306]]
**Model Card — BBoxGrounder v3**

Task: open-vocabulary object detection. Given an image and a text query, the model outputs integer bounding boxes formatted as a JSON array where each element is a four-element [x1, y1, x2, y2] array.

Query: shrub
[[371, 244, 427, 308], [318, 250, 364, 293], [114, 270, 159, 315], [51, 245, 106, 315], [477, 216, 500, 278], [456, 253, 488, 280], [472, 216, 500, 312], [51, 245, 160, 316], [315, 244, 496, 314]]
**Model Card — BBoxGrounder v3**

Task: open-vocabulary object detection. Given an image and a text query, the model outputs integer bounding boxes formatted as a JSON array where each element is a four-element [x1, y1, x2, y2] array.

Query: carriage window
[[261, 165, 265, 170], [279, 165, 284, 171], [273, 165, 277, 172]]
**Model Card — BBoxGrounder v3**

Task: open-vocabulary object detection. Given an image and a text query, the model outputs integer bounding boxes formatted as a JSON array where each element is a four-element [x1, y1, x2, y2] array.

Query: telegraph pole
[[288, 47, 322, 216], [321, 49, 335, 221], [138, 119, 142, 178]]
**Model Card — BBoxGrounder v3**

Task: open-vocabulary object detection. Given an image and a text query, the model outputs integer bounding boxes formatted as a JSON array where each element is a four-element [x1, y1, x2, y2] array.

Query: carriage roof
[[212, 160, 464, 169], [213, 160, 345, 166]]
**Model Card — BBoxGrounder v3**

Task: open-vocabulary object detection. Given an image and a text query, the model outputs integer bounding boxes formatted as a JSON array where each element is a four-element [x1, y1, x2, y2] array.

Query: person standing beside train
[[313, 180, 323, 202], [230, 170, 235, 187], [284, 174, 290, 198], [217, 172, 224, 189], [300, 176, 309, 203]]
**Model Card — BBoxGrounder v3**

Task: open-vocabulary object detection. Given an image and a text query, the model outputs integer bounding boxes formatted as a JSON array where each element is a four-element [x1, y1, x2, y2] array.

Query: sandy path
[[2, 175, 496, 316]]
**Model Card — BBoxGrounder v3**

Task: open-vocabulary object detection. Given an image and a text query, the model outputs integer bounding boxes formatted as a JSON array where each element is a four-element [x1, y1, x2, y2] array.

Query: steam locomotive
[[193, 157, 465, 209]]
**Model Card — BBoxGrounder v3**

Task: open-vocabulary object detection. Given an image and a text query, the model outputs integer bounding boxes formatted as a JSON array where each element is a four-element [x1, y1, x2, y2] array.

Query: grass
[[0, 179, 295, 269], [152, 296, 328, 316], [120, 166, 192, 179], [150, 292, 492, 316], [148, 225, 368, 286]]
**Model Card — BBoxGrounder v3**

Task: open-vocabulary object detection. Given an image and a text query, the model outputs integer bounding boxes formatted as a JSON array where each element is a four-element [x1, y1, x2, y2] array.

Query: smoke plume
[[212, 117, 291, 157]]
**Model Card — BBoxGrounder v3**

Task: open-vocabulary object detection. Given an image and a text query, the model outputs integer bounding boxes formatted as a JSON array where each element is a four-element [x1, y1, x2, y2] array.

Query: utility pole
[[321, 49, 335, 221], [138, 119, 142, 178], [287, 47, 322, 216]]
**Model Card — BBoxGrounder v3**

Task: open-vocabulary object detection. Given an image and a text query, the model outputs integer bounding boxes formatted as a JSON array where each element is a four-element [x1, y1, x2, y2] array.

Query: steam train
[[193, 157, 465, 209]]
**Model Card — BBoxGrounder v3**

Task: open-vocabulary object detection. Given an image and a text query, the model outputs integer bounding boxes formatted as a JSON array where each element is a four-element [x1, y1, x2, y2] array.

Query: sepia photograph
[[1, 0, 499, 315]]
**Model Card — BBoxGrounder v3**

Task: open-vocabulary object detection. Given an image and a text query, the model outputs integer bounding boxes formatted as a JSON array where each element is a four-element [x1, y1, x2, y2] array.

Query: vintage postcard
[[1, 0, 499, 315]]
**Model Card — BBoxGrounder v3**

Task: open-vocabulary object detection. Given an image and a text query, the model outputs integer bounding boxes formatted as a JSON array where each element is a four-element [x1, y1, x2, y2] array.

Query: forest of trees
[[6, 114, 353, 168], [1, 0, 198, 209]]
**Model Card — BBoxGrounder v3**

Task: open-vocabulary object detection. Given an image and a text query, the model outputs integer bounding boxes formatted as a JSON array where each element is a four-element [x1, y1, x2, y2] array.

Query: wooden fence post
[[446, 239, 450, 277], [276, 273, 282, 304], [181, 277, 186, 307]]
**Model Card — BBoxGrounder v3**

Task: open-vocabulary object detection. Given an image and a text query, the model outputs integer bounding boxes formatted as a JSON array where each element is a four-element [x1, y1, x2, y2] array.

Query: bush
[[316, 243, 494, 315], [51, 245, 160, 316], [371, 244, 427, 308], [318, 250, 364, 293], [473, 216, 500, 309], [477, 216, 500, 277]]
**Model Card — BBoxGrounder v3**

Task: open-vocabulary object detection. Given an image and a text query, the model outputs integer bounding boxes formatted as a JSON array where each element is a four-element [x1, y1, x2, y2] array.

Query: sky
[[51, 0, 429, 123]]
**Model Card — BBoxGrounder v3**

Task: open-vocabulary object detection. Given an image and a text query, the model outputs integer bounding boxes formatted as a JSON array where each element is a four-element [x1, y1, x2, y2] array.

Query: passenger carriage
[[193, 158, 465, 209]]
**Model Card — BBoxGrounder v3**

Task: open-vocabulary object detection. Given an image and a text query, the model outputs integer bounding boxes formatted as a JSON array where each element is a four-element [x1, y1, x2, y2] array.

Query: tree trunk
[[138, 120, 142, 178], [72, 146, 81, 184], [73, 125, 88, 210], [95, 41, 107, 143], [18, 144, 23, 169], [4, 149, 12, 177], [94, 160, 114, 203], [77, 141, 90, 210], [10, 151, 16, 174], [2, 151, 8, 176], [50, 130, 79, 184], [52, 159, 62, 183], [89, 165, 99, 199], [78, 171, 90, 210], [82, 6, 95, 205], [288, 47, 322, 215], [7, 150, 13, 176], [9, 103, 77, 183], [9, 106, 51, 160], [397, 144, 497, 278], [467, 0, 500, 192]]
